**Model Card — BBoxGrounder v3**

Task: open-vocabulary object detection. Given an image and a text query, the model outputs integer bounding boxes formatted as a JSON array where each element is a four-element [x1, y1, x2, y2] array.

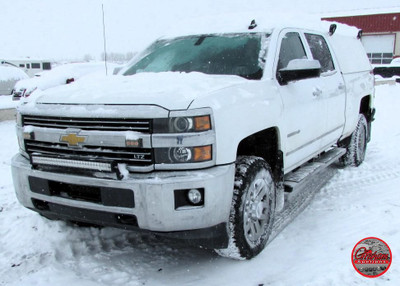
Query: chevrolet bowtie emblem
[[60, 133, 87, 147]]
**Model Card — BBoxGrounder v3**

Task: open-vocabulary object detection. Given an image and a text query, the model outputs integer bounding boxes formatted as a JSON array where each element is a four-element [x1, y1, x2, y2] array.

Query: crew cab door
[[303, 33, 346, 149], [275, 30, 325, 172]]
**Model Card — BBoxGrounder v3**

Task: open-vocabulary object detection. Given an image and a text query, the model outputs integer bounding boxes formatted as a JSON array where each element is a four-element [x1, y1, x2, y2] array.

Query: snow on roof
[[0, 65, 29, 81], [160, 11, 359, 39]]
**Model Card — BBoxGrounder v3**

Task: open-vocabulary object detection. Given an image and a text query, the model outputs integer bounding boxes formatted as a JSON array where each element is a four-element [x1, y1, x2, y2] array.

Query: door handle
[[313, 88, 322, 97]]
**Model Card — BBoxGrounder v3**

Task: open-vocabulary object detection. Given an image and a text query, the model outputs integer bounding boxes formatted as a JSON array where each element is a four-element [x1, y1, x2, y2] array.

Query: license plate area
[[28, 177, 134, 208]]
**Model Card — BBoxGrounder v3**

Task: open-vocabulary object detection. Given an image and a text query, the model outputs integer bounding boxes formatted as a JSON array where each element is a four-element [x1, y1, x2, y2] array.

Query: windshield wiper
[[239, 68, 263, 80]]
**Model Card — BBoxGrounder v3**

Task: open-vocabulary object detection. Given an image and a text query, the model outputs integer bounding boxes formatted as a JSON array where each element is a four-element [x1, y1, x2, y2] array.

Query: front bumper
[[12, 154, 234, 242]]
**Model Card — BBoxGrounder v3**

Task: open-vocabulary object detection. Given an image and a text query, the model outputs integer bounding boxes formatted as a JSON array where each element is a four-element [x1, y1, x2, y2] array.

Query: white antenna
[[102, 4, 108, 75]]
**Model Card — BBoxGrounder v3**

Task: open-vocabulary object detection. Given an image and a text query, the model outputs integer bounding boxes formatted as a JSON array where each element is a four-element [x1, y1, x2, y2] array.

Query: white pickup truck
[[12, 19, 375, 260]]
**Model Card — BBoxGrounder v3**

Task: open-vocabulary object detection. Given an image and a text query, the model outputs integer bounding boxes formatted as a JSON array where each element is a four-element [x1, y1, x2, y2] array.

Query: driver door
[[276, 30, 325, 172]]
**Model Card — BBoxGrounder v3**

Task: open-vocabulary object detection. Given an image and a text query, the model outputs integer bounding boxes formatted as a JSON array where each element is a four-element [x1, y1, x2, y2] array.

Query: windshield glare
[[123, 33, 267, 80]]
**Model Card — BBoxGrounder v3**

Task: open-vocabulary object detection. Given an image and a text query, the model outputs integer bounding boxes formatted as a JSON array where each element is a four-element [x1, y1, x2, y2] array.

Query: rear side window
[[305, 33, 335, 73], [277, 32, 307, 71], [31, 63, 40, 69]]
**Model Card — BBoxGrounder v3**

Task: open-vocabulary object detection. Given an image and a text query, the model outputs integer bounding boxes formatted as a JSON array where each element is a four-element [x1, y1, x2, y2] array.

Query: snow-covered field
[[0, 83, 399, 285]]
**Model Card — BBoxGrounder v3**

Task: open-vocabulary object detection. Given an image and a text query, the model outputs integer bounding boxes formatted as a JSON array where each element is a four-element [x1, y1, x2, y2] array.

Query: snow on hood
[[29, 72, 248, 110]]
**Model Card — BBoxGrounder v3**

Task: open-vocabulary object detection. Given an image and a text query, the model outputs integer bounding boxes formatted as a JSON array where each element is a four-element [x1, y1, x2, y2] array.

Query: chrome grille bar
[[26, 141, 153, 165], [23, 115, 152, 133]]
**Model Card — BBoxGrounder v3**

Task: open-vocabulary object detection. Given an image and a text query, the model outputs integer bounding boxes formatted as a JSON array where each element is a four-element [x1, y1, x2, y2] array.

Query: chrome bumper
[[11, 154, 235, 232]]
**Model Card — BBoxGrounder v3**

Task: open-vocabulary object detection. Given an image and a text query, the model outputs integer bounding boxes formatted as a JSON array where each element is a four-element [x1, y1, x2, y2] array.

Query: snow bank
[[0, 65, 28, 81], [0, 65, 29, 95], [14, 62, 113, 96], [392, 58, 400, 65], [0, 96, 18, 110]]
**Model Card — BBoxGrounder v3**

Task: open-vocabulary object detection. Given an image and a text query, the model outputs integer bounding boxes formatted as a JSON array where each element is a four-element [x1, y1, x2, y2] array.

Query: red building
[[323, 11, 400, 64]]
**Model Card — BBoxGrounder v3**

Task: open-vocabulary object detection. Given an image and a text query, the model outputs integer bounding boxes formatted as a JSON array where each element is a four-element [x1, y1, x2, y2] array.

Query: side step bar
[[283, 147, 346, 203]]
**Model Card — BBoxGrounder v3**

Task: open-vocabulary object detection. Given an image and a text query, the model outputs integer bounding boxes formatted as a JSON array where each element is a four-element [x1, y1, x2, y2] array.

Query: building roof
[[322, 12, 400, 33], [321, 7, 400, 18]]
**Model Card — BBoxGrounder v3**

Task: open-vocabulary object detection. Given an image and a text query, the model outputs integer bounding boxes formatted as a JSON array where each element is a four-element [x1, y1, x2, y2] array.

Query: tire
[[339, 114, 368, 167], [215, 156, 276, 260]]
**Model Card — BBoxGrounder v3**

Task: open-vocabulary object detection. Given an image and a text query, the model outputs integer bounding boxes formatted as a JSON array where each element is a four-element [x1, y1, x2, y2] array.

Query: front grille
[[26, 140, 153, 167], [23, 115, 152, 133]]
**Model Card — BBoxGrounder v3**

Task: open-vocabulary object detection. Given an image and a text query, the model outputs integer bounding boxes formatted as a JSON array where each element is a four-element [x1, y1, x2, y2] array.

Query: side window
[[305, 33, 335, 73], [31, 63, 40, 69], [42, 62, 51, 70], [277, 32, 307, 71]]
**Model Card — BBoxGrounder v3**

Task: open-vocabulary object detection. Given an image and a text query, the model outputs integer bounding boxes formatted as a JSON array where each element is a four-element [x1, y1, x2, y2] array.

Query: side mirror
[[277, 59, 321, 85]]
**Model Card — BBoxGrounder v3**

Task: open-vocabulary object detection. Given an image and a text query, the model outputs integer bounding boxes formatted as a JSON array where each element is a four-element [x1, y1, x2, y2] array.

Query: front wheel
[[215, 156, 276, 260], [339, 114, 368, 167]]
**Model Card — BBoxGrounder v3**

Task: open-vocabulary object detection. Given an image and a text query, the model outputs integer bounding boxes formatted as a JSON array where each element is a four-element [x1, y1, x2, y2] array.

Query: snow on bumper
[[11, 154, 234, 232]]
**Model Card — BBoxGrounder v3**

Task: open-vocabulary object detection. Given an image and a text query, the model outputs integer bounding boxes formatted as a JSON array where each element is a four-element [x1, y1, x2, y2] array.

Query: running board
[[283, 147, 346, 203]]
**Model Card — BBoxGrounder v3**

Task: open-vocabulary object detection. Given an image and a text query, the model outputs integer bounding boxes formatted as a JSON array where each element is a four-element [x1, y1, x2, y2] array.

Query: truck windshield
[[123, 33, 266, 80]]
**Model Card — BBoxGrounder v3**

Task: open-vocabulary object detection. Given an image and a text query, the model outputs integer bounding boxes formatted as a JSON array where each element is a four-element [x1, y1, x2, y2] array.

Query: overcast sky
[[1, 0, 399, 61]]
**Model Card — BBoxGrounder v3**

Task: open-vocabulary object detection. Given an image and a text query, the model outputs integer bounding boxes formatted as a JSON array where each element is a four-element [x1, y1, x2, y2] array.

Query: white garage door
[[361, 34, 395, 64]]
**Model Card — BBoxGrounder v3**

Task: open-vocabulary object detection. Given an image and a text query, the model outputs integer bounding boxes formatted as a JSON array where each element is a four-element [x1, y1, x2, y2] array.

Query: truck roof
[[160, 11, 360, 39]]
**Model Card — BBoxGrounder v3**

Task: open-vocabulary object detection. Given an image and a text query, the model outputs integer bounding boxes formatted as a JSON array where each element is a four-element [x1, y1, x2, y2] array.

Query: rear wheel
[[216, 156, 275, 260], [339, 114, 368, 167]]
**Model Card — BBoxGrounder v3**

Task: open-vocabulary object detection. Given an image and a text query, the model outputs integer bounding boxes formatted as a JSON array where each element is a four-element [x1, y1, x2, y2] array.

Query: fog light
[[170, 147, 192, 163], [187, 189, 202, 205]]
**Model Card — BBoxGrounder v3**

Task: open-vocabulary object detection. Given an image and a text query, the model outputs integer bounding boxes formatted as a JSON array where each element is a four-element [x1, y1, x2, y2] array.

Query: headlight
[[152, 109, 214, 168], [155, 145, 212, 164], [153, 115, 211, 133]]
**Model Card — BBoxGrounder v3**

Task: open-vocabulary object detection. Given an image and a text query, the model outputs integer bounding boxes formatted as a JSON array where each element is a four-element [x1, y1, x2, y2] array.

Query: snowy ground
[[1, 84, 400, 286], [0, 95, 18, 110]]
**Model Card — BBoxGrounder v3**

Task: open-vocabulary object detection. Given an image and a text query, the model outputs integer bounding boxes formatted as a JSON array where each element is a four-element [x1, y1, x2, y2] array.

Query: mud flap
[[274, 150, 285, 212]]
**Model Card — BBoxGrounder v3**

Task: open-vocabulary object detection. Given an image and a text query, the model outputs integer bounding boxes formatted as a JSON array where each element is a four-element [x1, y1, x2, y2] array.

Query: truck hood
[[29, 72, 248, 110]]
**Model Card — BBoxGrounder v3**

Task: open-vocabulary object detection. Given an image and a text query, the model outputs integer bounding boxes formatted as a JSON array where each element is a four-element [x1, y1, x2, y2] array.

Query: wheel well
[[237, 128, 281, 175], [359, 96, 371, 119], [359, 95, 375, 142]]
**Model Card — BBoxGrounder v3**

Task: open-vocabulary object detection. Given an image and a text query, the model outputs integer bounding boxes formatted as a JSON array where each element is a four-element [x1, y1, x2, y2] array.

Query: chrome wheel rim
[[243, 169, 273, 247]]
